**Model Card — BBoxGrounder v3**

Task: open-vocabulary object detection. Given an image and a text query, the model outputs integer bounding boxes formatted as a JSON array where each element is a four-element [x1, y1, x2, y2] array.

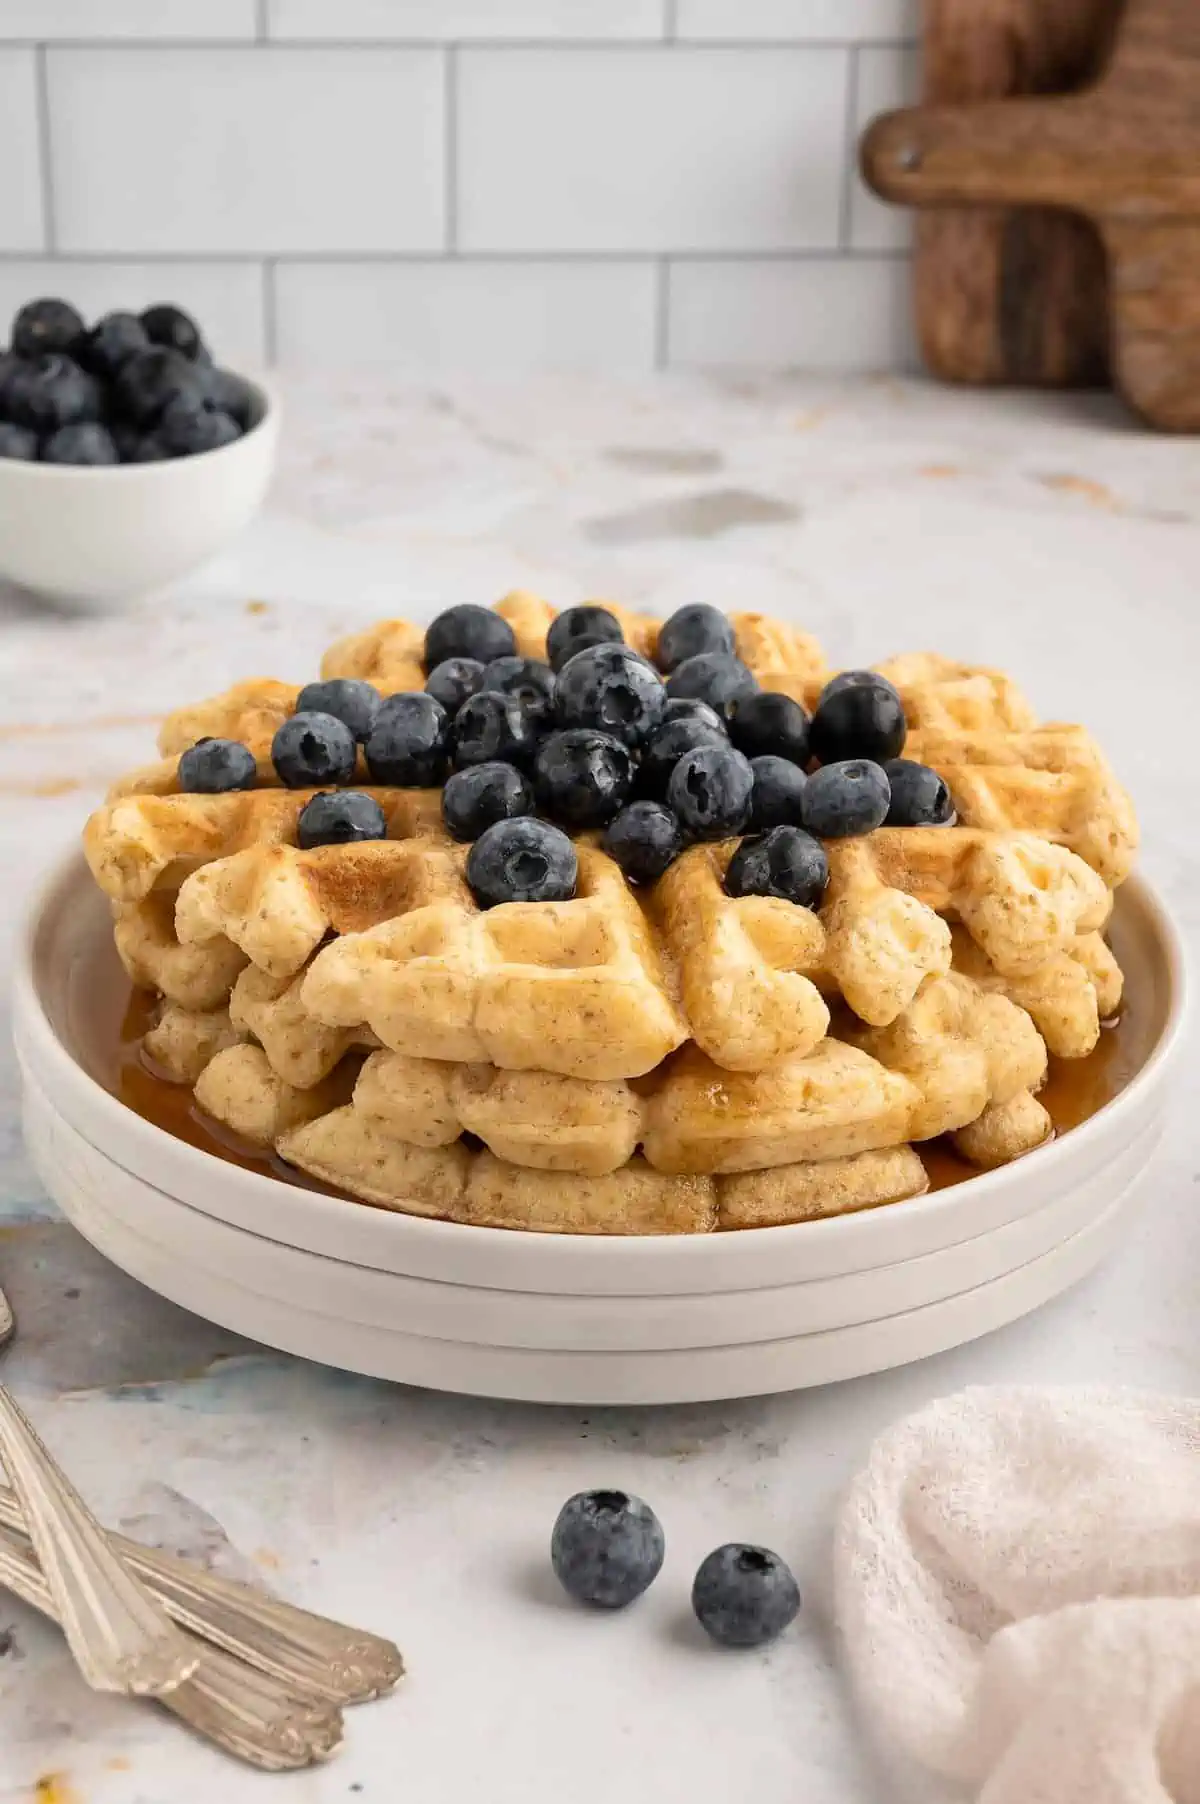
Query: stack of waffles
[[83, 593, 1139, 1236]]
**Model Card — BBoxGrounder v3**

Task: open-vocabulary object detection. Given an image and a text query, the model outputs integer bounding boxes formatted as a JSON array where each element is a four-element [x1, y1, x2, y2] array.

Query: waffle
[[83, 595, 1139, 1233]]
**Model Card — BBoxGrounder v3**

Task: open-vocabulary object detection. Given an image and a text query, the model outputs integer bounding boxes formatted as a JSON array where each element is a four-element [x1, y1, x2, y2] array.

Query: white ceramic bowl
[[0, 377, 278, 608], [11, 850, 1187, 1404]]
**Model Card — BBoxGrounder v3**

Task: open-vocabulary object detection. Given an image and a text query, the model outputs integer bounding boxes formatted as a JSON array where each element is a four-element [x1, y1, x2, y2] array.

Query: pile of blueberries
[[0, 296, 258, 465], [178, 600, 955, 912]]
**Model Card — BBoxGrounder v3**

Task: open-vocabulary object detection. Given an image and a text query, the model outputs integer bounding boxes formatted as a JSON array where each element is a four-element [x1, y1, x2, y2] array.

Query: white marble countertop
[[0, 371, 1197, 1804]]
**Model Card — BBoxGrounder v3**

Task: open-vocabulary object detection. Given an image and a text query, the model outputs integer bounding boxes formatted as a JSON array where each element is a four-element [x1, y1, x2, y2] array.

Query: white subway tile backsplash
[[0, 49, 43, 250], [458, 48, 847, 253], [276, 260, 656, 371], [269, 1, 665, 40], [668, 257, 913, 370], [850, 43, 919, 251], [677, 1, 917, 41], [0, 2, 256, 39], [0, 260, 265, 364], [47, 48, 445, 254]]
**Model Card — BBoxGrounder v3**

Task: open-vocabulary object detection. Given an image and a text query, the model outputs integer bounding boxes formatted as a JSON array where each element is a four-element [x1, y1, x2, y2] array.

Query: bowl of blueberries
[[0, 295, 277, 608]]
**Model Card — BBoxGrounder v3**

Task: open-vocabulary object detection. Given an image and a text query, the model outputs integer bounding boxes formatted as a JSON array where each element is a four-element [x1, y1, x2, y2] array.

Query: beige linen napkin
[[835, 1386, 1200, 1803]]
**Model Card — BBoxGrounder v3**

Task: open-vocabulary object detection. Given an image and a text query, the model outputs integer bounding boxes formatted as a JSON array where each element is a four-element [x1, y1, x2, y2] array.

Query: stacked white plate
[[13, 852, 1186, 1405]]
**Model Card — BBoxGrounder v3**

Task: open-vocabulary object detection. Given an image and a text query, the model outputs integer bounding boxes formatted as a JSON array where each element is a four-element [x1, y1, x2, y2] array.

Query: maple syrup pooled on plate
[[78, 932, 1153, 1209]]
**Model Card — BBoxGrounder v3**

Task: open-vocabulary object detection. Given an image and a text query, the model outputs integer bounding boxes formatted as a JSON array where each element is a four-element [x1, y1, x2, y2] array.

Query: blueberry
[[272, 711, 358, 789], [200, 365, 259, 431], [656, 603, 736, 674], [442, 761, 533, 841], [602, 802, 684, 885], [11, 298, 84, 360], [801, 759, 891, 839], [425, 657, 485, 713], [545, 604, 624, 673], [110, 419, 141, 462], [296, 678, 381, 744], [140, 303, 206, 361], [662, 696, 726, 733], [467, 817, 577, 908], [41, 422, 119, 466], [0, 421, 37, 461], [810, 672, 907, 766], [666, 652, 758, 721], [453, 690, 539, 768], [666, 743, 753, 840], [130, 433, 170, 463], [77, 311, 149, 380], [364, 693, 449, 787], [4, 355, 100, 434], [883, 758, 956, 827], [113, 347, 206, 428], [177, 738, 257, 794], [424, 603, 516, 671], [729, 691, 810, 765], [691, 1544, 800, 1648], [725, 826, 828, 908], [638, 717, 728, 800], [480, 656, 557, 728], [297, 791, 388, 850], [534, 728, 634, 830], [555, 643, 666, 748], [550, 1490, 665, 1610], [158, 395, 241, 456], [748, 755, 808, 831]]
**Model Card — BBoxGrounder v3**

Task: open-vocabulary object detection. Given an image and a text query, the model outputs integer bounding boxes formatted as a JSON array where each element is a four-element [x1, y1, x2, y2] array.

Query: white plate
[[11, 851, 1187, 1402]]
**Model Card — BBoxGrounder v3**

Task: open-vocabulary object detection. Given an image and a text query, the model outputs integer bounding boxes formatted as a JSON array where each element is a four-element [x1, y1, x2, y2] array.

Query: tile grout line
[[261, 257, 277, 364], [444, 46, 458, 254], [0, 249, 913, 267], [654, 260, 671, 370], [839, 45, 861, 251], [663, 0, 678, 42], [0, 35, 921, 51], [255, 0, 269, 42], [33, 42, 56, 254]]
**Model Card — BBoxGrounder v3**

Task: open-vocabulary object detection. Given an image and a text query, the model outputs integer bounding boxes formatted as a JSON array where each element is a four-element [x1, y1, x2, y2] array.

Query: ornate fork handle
[[0, 1526, 343, 1771], [0, 1481, 404, 1704], [0, 1383, 196, 1695]]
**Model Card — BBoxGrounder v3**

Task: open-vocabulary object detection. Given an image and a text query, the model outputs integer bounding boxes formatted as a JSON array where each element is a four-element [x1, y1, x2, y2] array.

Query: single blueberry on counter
[[442, 761, 533, 841], [551, 1490, 665, 1609], [467, 817, 577, 908], [297, 678, 382, 744], [554, 642, 666, 748], [809, 671, 906, 766], [364, 693, 449, 787], [724, 826, 828, 908], [178, 738, 257, 794], [691, 1544, 800, 1648], [534, 727, 634, 830], [603, 801, 684, 885], [272, 711, 358, 789], [666, 742, 754, 839], [424, 603, 516, 671], [801, 759, 891, 838], [883, 758, 956, 827], [297, 791, 388, 849], [747, 755, 808, 831], [546, 604, 624, 673], [656, 603, 736, 674]]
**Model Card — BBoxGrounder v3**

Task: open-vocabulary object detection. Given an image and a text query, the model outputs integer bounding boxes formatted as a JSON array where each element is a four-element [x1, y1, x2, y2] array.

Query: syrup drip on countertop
[[79, 934, 1151, 1203]]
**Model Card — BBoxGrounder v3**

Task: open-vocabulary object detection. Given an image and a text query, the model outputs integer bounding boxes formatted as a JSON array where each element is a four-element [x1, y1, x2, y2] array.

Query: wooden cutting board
[[864, 0, 1200, 429], [911, 0, 1123, 388]]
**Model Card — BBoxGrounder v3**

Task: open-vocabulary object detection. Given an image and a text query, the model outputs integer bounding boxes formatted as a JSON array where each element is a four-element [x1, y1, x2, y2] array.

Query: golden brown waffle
[[84, 595, 1140, 1230]]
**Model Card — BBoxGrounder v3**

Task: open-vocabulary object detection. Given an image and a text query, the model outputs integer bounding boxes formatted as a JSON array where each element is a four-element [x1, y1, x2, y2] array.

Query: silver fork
[[0, 1380, 199, 1695], [0, 1523, 344, 1770], [0, 1482, 404, 1704]]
